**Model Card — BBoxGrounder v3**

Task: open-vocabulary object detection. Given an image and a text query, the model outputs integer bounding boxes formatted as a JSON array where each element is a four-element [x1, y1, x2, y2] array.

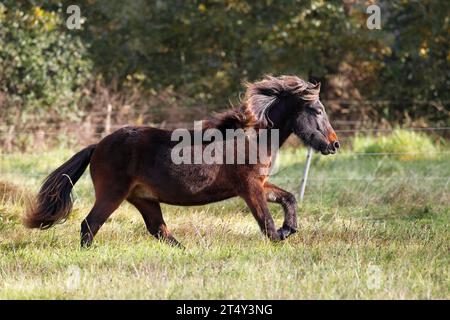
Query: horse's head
[[291, 82, 340, 155], [244, 75, 340, 155]]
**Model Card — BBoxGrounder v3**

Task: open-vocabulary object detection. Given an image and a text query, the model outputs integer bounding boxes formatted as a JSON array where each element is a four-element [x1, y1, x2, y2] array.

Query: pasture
[[0, 135, 449, 299]]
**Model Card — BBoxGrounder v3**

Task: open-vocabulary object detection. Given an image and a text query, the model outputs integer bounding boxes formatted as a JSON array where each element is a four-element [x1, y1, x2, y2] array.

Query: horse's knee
[[282, 193, 297, 208]]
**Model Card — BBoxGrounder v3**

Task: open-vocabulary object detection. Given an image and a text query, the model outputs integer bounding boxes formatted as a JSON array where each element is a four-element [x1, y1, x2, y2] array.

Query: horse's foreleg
[[127, 197, 183, 248], [240, 185, 280, 241], [264, 183, 298, 239]]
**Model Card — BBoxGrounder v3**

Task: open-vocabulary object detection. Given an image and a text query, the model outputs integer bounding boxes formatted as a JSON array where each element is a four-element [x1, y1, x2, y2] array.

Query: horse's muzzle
[[329, 141, 340, 154], [322, 141, 340, 155]]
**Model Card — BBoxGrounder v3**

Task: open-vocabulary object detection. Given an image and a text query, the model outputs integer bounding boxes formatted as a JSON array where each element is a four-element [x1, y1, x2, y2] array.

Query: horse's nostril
[[333, 141, 340, 150]]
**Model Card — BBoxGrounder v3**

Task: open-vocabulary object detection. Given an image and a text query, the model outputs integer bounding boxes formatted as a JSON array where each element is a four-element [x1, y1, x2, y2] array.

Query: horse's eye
[[307, 106, 322, 115]]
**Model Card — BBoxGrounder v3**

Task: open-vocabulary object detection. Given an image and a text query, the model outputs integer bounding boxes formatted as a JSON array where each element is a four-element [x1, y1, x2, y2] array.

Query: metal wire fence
[[0, 125, 449, 199]]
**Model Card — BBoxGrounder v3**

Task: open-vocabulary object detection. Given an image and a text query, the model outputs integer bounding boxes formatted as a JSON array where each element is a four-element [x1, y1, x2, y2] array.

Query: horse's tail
[[23, 144, 97, 229]]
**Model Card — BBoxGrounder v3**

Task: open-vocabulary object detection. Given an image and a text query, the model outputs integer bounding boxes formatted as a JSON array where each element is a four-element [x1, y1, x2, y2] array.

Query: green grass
[[352, 129, 443, 160], [0, 144, 449, 299]]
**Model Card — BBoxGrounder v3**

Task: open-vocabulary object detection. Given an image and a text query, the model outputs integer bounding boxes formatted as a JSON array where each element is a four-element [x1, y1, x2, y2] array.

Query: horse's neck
[[261, 126, 291, 166], [277, 126, 293, 147], [266, 99, 293, 149], [268, 112, 293, 148]]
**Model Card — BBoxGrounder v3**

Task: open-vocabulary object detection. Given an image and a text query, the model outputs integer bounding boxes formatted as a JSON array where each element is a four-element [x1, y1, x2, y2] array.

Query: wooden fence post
[[104, 103, 112, 137], [4, 125, 14, 152]]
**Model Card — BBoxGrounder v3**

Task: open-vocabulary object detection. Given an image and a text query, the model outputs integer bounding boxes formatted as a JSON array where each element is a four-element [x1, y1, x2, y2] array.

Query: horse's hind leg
[[80, 191, 128, 248], [127, 197, 182, 248]]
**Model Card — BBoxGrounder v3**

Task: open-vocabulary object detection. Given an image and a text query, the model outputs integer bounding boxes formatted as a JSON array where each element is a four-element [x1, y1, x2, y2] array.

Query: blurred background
[[0, 0, 448, 150]]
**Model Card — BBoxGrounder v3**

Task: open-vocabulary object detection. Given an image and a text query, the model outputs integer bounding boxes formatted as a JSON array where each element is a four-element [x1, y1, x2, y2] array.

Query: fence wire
[[0, 126, 449, 194], [1, 126, 450, 134]]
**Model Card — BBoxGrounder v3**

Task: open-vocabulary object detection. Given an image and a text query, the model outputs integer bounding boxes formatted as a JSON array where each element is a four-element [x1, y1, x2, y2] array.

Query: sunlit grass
[[351, 129, 443, 160], [0, 145, 449, 299]]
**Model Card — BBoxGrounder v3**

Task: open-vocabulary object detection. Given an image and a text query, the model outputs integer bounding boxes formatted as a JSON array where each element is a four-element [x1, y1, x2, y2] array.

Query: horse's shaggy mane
[[204, 75, 320, 131]]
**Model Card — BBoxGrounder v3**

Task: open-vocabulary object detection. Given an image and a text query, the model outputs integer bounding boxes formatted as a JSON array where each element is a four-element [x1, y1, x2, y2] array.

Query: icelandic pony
[[24, 75, 339, 247]]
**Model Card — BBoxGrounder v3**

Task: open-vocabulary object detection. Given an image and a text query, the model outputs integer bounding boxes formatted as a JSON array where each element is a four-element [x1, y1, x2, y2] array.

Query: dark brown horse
[[24, 75, 339, 247]]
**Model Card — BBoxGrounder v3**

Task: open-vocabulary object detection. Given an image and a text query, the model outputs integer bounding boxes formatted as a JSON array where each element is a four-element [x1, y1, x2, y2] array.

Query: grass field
[[0, 143, 449, 299]]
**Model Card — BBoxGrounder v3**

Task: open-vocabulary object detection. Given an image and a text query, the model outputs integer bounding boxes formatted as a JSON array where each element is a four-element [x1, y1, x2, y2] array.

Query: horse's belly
[[135, 180, 236, 205], [138, 162, 236, 205]]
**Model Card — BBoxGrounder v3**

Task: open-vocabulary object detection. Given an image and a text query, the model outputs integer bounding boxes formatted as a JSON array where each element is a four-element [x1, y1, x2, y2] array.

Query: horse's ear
[[315, 82, 321, 90]]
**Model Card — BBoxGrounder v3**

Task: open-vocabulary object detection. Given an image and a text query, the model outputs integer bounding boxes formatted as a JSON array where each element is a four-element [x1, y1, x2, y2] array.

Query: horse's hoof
[[80, 243, 92, 249], [80, 238, 93, 248], [277, 228, 291, 240], [174, 242, 186, 250], [165, 236, 185, 250]]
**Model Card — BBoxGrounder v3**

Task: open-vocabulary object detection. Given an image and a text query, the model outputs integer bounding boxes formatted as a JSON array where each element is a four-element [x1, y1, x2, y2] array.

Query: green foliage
[[375, 0, 450, 122], [352, 129, 439, 160], [0, 2, 91, 126], [76, 0, 376, 103], [0, 0, 449, 128], [72, 0, 450, 123]]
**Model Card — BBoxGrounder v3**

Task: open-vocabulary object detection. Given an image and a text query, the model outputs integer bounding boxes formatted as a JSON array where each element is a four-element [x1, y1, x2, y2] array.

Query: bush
[[0, 3, 91, 127], [352, 129, 438, 160]]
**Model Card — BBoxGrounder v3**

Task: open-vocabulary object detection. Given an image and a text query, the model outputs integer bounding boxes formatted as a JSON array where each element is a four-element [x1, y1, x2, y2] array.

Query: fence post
[[299, 147, 313, 203], [104, 103, 112, 137], [4, 125, 14, 152]]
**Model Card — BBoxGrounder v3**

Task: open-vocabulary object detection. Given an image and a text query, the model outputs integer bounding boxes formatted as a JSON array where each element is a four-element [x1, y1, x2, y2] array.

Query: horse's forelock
[[244, 75, 320, 128]]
